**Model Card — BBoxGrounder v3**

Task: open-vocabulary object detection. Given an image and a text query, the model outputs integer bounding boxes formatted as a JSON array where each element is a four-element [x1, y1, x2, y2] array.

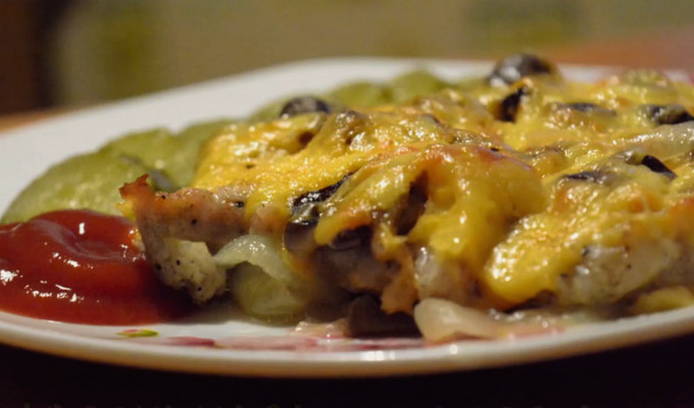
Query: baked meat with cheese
[[122, 54, 694, 339]]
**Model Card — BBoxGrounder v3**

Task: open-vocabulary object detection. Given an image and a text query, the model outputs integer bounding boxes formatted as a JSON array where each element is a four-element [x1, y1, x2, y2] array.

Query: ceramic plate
[[1, 58, 693, 377]]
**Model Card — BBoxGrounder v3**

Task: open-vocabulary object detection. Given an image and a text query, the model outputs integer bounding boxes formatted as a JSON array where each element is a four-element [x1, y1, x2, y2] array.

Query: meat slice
[[120, 176, 247, 302]]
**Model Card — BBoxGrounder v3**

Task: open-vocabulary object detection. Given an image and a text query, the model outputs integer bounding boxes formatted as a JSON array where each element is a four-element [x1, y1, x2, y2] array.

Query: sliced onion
[[628, 121, 694, 155], [415, 298, 563, 342], [230, 263, 306, 324], [214, 235, 310, 322], [213, 234, 298, 287], [414, 298, 501, 341]]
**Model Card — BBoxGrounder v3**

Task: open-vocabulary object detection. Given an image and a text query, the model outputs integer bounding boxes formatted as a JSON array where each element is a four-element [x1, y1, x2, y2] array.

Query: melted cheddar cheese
[[191, 56, 694, 315]]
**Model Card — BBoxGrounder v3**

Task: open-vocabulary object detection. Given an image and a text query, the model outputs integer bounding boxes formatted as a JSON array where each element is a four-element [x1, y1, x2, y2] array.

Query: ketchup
[[0, 210, 192, 325]]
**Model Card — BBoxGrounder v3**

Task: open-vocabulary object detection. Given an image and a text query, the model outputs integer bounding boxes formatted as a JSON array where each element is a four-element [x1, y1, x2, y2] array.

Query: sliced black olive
[[290, 207, 320, 231], [292, 174, 349, 211], [288, 174, 351, 244], [563, 170, 611, 184], [329, 226, 372, 251], [559, 102, 614, 115], [395, 176, 428, 235], [346, 295, 419, 337], [280, 96, 331, 118], [498, 86, 529, 122], [288, 216, 317, 228], [643, 104, 694, 125], [640, 155, 676, 179], [488, 53, 556, 87], [298, 131, 314, 146]]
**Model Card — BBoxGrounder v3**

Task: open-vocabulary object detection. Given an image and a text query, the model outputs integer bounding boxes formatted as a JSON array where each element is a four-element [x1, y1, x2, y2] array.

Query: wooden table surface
[[2, 35, 694, 407]]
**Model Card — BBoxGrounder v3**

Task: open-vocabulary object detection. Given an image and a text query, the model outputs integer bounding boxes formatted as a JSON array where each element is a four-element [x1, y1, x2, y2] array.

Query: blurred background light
[[1, 0, 693, 114]]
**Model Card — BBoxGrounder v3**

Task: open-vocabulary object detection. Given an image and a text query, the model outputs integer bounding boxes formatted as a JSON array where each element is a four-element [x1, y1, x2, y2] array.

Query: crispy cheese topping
[[180, 60, 694, 313]]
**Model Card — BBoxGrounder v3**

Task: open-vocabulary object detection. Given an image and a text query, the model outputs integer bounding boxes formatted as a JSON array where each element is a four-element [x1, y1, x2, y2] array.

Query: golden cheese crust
[[123, 54, 694, 333]]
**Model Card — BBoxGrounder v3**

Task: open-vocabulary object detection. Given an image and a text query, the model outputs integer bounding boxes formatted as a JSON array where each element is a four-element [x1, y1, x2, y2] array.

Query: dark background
[[4, 333, 694, 407], [2, 0, 694, 115]]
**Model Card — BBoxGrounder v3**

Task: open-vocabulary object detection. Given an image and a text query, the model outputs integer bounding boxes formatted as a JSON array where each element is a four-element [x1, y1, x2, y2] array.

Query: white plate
[[1, 58, 693, 377]]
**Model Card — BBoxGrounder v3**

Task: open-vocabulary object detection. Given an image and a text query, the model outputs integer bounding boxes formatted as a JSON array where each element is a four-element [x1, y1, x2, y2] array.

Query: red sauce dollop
[[0, 210, 192, 325]]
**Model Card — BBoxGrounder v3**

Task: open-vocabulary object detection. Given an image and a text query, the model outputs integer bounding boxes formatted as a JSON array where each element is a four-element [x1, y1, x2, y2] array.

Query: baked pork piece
[[122, 54, 694, 340]]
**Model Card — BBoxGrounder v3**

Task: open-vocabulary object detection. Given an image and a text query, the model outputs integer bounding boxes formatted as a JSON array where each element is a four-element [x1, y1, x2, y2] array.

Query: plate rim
[[1, 57, 692, 377], [1, 306, 694, 377]]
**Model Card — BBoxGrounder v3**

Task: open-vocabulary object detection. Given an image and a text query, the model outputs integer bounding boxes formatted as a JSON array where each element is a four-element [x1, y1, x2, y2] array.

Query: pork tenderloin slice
[[120, 176, 247, 302]]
